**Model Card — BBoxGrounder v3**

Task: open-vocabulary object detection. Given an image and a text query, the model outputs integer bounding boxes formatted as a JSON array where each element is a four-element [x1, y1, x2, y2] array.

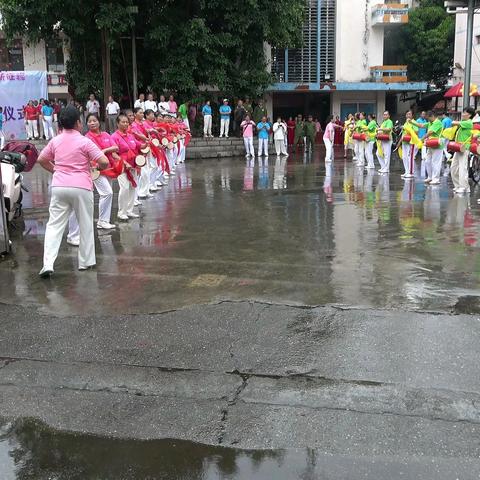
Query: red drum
[[140, 146, 150, 154], [135, 155, 147, 167], [376, 134, 390, 141], [161, 137, 169, 146], [473, 123, 480, 131], [447, 142, 465, 153], [152, 138, 160, 147], [352, 133, 366, 141], [470, 143, 480, 155], [425, 138, 442, 149], [402, 135, 411, 143]]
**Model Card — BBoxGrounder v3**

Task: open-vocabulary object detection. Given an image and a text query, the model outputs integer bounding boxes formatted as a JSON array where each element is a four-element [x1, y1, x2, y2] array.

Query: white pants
[[0, 130, 4, 150], [42, 116, 55, 140], [167, 148, 177, 171], [353, 140, 359, 160], [204, 115, 212, 136], [450, 151, 469, 191], [377, 140, 392, 171], [274, 138, 287, 156], [365, 141, 375, 168], [426, 148, 443, 182], [147, 153, 158, 188], [258, 138, 269, 156], [323, 138, 333, 162], [137, 162, 151, 197], [402, 143, 417, 175], [357, 141, 366, 166], [42, 187, 95, 272], [27, 119, 38, 139], [220, 118, 230, 137], [118, 171, 136, 217], [243, 137, 255, 156]]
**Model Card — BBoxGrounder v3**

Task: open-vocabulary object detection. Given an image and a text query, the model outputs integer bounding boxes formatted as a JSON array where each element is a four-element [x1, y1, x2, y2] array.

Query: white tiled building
[[267, 0, 427, 121], [0, 35, 70, 100]]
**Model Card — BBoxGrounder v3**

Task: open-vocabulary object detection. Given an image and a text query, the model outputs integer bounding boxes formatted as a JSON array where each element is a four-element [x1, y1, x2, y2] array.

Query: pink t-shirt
[[323, 122, 335, 141], [168, 101, 178, 113], [241, 120, 255, 138], [86, 131, 116, 166], [40, 130, 103, 191]]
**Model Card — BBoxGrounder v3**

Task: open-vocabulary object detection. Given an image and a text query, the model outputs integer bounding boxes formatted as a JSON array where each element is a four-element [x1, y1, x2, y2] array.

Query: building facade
[[0, 35, 70, 100], [267, 0, 427, 121]]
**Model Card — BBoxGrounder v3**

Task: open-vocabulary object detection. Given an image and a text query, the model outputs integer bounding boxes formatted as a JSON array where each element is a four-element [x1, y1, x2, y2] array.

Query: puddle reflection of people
[[273, 157, 287, 190], [423, 184, 441, 222], [376, 172, 390, 203], [445, 195, 470, 227], [323, 162, 333, 202], [258, 157, 269, 190], [243, 158, 254, 191]]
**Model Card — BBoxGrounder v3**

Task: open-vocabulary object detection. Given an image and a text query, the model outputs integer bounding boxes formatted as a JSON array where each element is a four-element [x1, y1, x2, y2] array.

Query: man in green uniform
[[376, 111, 394, 173], [253, 100, 268, 124], [304, 115, 317, 152], [293, 114, 305, 150], [244, 98, 253, 118], [451, 107, 475, 193]]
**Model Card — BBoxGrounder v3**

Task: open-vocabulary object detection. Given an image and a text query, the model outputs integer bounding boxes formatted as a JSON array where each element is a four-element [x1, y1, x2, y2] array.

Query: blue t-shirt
[[202, 104, 212, 115], [42, 105, 54, 116], [442, 117, 453, 129], [257, 122, 271, 139], [219, 105, 231, 119], [416, 117, 428, 139]]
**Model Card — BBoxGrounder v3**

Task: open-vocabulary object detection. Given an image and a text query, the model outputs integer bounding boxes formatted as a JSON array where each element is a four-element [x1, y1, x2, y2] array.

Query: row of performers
[[72, 108, 191, 235], [343, 108, 477, 193]]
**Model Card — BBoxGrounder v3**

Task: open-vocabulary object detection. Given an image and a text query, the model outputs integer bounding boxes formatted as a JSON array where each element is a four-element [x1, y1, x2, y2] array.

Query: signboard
[[0, 71, 48, 140]]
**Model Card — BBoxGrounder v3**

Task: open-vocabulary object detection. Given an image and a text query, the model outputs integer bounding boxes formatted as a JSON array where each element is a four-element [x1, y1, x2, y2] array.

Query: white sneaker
[[97, 221, 116, 229], [404, 173, 414, 178], [127, 212, 140, 218], [424, 178, 432, 183], [118, 214, 129, 221], [134, 200, 142, 206], [67, 238, 80, 247], [429, 180, 440, 185]]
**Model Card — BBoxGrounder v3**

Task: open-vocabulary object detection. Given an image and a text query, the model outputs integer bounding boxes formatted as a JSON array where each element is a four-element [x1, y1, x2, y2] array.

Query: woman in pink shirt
[[240, 115, 256, 158], [168, 95, 178, 114], [323, 115, 336, 163], [130, 108, 153, 199], [37, 105, 109, 278], [111, 113, 144, 220]]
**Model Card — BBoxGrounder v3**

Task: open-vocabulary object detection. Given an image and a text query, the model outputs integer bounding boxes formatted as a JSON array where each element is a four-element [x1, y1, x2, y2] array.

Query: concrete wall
[[335, 0, 385, 82]]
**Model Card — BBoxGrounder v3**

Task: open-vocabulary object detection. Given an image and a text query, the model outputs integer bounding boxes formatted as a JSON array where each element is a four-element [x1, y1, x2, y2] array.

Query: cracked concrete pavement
[[0, 299, 479, 466]]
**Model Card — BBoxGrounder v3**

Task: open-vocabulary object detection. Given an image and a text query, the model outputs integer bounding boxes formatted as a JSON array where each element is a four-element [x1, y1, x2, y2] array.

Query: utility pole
[[463, 0, 475, 109], [127, 6, 139, 106]]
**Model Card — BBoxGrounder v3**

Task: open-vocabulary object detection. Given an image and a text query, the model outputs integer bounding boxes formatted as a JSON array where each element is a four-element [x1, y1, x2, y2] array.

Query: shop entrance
[[272, 92, 331, 124]]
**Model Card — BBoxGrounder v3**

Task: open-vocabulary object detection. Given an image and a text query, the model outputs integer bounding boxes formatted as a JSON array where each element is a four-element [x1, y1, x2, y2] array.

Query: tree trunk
[[100, 28, 112, 116]]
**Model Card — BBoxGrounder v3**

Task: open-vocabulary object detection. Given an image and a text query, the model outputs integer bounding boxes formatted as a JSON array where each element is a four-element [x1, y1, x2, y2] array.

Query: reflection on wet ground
[[0, 418, 475, 480], [2, 148, 480, 315]]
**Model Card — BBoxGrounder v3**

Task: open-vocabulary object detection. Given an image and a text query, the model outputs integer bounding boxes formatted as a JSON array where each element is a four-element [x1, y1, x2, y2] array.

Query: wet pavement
[[2, 147, 480, 315], [1, 147, 480, 478]]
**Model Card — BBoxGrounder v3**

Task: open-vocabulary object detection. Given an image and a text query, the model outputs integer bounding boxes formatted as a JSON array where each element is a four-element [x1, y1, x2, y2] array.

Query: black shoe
[[39, 269, 53, 278], [78, 265, 96, 271]]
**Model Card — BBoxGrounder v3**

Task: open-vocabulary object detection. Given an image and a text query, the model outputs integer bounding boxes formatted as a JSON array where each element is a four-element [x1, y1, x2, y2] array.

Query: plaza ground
[[0, 147, 479, 478]]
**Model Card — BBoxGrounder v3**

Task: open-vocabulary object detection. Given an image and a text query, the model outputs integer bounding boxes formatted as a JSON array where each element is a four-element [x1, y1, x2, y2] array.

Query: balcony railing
[[370, 65, 408, 83], [372, 3, 409, 26]]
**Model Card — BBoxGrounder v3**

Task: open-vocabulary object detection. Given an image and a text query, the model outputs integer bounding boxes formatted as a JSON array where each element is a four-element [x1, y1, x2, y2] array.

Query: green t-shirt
[[456, 119, 473, 144], [356, 119, 367, 132], [366, 120, 377, 142], [427, 119, 443, 138], [178, 103, 188, 119], [378, 119, 393, 139]]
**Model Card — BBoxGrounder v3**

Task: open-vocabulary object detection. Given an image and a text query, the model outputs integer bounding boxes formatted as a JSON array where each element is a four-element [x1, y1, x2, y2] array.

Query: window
[[0, 39, 24, 71], [46, 40, 65, 72]]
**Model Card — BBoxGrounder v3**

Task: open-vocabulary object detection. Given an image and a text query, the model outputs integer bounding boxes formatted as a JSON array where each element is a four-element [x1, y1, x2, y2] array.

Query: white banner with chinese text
[[0, 71, 48, 141]]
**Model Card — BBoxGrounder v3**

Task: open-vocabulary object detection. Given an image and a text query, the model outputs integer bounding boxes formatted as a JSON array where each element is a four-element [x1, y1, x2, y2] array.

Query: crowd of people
[[36, 99, 191, 278]]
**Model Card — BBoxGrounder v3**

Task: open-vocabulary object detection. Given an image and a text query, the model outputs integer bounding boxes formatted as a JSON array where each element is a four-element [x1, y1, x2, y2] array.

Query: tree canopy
[[0, 0, 306, 102], [384, 0, 455, 86]]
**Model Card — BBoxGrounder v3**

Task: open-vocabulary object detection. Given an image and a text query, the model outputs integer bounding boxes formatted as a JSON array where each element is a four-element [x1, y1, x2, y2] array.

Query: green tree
[[384, 0, 455, 86], [0, 0, 305, 103]]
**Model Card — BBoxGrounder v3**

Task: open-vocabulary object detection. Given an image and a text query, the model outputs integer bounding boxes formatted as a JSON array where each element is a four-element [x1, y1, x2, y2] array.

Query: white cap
[[223, 98, 228, 102]]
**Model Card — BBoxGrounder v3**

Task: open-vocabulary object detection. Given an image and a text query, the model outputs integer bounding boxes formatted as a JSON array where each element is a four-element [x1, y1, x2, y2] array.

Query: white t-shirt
[[158, 101, 170, 115], [106, 101, 120, 115], [134, 99, 145, 110], [273, 122, 286, 140], [86, 100, 100, 114], [144, 100, 158, 112]]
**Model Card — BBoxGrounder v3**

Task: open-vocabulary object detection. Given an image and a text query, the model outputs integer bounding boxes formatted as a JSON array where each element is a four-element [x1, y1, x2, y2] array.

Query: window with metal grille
[[319, 0, 336, 82]]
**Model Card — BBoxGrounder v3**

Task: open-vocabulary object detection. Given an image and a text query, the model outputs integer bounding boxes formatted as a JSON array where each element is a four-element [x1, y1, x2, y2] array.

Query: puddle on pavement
[[2, 152, 480, 315]]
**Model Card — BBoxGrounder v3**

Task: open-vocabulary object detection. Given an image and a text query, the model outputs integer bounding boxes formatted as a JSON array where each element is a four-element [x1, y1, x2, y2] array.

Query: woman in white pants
[[111, 114, 143, 221], [323, 115, 335, 162], [37, 105, 109, 278], [257, 116, 271, 157], [273, 117, 289, 157], [241, 116, 256, 157], [41, 100, 55, 140], [130, 107, 153, 199], [365, 113, 378, 169]]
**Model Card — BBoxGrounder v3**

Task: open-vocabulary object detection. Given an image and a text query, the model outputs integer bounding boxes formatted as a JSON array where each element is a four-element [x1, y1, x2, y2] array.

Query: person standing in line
[[323, 115, 336, 163], [241, 115, 256, 158], [24, 100, 39, 140], [0, 107, 4, 149], [314, 118, 322, 143], [400, 110, 417, 179], [450, 107, 475, 194], [105, 95, 120, 133], [244, 98, 253, 118], [355, 112, 367, 167], [416, 110, 428, 169], [130, 107, 152, 199], [253, 100, 267, 125], [234, 100, 246, 137], [364, 113, 378, 169], [441, 110, 453, 175], [37, 105, 109, 278], [376, 111, 394, 174], [304, 116, 316, 152], [158, 95, 170, 115], [202, 100, 213, 137], [134, 93, 145, 110], [168, 95, 178, 114], [178, 101, 190, 129], [344, 113, 355, 158], [86, 94, 100, 115], [256, 116, 271, 158], [334, 115, 344, 145], [293, 114, 305, 150], [287, 116, 295, 147], [41, 100, 55, 140], [37, 99, 46, 139], [219, 99, 232, 138], [273, 117, 288, 157], [144, 93, 158, 113]]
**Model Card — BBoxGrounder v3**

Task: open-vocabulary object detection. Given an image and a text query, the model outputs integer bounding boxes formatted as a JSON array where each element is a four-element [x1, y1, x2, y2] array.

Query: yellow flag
[[403, 123, 423, 149], [376, 140, 384, 158], [441, 126, 458, 141]]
